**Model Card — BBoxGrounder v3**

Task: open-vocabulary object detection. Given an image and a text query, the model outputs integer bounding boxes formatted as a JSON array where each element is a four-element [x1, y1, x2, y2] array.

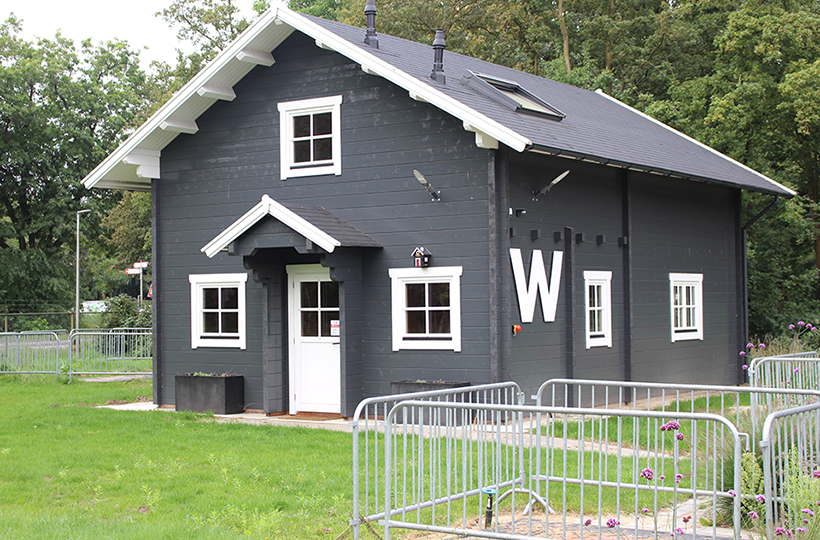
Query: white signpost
[[126, 260, 149, 303]]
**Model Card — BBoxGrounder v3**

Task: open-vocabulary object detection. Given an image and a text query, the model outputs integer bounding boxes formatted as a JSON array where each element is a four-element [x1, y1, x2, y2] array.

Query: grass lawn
[[0, 376, 354, 540]]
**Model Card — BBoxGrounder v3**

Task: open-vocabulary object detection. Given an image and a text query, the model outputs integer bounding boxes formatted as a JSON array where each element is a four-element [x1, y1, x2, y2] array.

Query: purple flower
[[740, 351, 747, 356], [584, 518, 592, 526], [747, 342, 754, 348], [640, 468, 654, 480], [659, 475, 666, 481], [790, 324, 796, 330], [676, 432, 684, 440], [797, 527, 806, 532], [775, 527, 787, 535], [606, 518, 620, 528], [799, 321, 806, 326], [676, 473, 684, 483], [813, 470, 820, 478], [675, 527, 684, 535], [661, 420, 681, 431], [642, 508, 650, 514], [742, 364, 749, 370], [728, 490, 737, 497], [759, 343, 767, 348], [804, 518, 809, 523], [682, 515, 691, 523], [812, 327, 818, 332], [748, 511, 759, 519], [756, 494, 766, 502], [802, 508, 815, 516], [795, 367, 801, 373]]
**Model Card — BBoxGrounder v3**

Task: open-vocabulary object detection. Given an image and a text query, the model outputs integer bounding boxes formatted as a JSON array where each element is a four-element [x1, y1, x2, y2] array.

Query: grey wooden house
[[83, 2, 793, 415]]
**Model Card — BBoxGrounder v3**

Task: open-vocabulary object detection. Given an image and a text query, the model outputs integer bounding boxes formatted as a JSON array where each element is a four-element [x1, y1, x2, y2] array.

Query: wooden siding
[[154, 31, 495, 413]]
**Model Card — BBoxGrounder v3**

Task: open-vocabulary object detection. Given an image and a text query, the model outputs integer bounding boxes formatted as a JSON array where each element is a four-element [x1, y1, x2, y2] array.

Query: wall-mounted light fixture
[[411, 246, 432, 267], [532, 170, 570, 201], [413, 169, 441, 201], [509, 207, 526, 217]]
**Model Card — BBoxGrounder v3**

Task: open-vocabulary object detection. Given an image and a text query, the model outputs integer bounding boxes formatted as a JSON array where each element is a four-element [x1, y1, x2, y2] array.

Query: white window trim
[[583, 270, 612, 349], [669, 273, 703, 342], [278, 95, 342, 180], [388, 266, 463, 352], [189, 273, 248, 349]]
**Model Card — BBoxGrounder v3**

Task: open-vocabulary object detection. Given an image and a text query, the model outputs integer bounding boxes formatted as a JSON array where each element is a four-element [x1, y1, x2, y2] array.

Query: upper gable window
[[278, 96, 342, 180], [584, 271, 612, 349], [465, 72, 565, 121]]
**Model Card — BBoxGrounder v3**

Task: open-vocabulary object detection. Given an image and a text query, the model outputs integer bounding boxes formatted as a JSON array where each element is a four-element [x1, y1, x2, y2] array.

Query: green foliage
[[0, 16, 150, 309], [101, 295, 152, 329]]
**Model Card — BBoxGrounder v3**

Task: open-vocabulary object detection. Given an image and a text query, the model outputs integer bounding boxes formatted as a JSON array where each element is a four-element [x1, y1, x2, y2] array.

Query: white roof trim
[[594, 90, 795, 196], [82, 2, 532, 190], [201, 194, 341, 257], [273, 5, 531, 152]]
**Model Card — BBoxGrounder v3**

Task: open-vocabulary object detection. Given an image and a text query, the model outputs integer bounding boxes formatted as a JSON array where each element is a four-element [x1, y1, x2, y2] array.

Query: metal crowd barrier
[[349, 382, 523, 540], [380, 400, 744, 540], [535, 378, 820, 444], [0, 329, 152, 378], [68, 329, 152, 379], [748, 352, 820, 392], [760, 402, 820, 538], [360, 379, 820, 540], [0, 331, 62, 375]]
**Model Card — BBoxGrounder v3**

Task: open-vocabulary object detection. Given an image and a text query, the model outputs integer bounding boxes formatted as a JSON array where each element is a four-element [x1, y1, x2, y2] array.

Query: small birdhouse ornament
[[411, 247, 432, 267]]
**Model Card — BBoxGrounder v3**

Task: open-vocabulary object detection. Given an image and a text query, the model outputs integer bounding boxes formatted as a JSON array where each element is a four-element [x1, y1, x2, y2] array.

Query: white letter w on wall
[[510, 248, 564, 323]]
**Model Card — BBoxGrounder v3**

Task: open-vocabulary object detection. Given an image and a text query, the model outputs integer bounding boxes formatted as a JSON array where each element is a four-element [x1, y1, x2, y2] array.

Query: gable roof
[[82, 1, 793, 197], [202, 195, 380, 257]]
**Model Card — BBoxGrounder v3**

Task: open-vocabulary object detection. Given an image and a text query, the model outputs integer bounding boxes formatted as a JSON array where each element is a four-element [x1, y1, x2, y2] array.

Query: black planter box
[[175, 374, 244, 414]]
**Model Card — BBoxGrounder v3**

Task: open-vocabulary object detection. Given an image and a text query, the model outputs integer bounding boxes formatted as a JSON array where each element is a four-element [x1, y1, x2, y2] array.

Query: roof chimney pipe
[[364, 0, 379, 49], [430, 29, 446, 84]]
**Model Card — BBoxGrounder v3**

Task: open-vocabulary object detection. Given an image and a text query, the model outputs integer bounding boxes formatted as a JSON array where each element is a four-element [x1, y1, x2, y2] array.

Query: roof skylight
[[463, 72, 565, 121]]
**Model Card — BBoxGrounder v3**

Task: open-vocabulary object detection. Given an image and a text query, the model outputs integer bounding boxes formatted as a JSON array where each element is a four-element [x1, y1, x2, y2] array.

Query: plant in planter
[[175, 373, 244, 414]]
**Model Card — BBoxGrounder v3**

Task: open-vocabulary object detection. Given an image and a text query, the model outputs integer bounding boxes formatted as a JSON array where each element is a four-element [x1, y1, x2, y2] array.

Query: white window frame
[[189, 273, 248, 349], [278, 95, 342, 180], [388, 266, 463, 352], [583, 271, 612, 349], [669, 273, 703, 342]]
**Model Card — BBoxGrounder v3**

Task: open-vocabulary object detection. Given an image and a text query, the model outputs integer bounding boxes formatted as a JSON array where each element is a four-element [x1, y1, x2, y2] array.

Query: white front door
[[287, 265, 341, 414]]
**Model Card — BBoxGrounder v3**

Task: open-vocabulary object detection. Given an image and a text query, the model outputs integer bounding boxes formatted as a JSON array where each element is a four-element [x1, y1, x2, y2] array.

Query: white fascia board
[[83, 7, 292, 190], [594, 90, 796, 197], [273, 5, 531, 153], [201, 195, 341, 258]]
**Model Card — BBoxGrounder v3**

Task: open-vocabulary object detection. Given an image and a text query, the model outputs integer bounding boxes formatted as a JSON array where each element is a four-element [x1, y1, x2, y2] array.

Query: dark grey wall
[[503, 153, 742, 401], [155, 30, 496, 412]]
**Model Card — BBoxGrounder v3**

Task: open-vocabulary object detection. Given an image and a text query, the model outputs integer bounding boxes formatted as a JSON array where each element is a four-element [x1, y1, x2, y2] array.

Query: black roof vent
[[430, 29, 446, 84], [364, 0, 379, 49]]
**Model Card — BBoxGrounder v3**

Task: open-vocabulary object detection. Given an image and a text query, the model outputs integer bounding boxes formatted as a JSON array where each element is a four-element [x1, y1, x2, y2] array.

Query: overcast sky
[[3, 0, 256, 68]]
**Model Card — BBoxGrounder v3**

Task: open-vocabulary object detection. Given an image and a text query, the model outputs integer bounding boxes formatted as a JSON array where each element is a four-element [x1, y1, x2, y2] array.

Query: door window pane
[[302, 312, 319, 337], [321, 281, 339, 308], [301, 282, 318, 308], [321, 310, 340, 336]]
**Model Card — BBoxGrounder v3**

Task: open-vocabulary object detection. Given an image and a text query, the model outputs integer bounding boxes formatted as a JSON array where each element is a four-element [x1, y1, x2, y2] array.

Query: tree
[[0, 16, 150, 311]]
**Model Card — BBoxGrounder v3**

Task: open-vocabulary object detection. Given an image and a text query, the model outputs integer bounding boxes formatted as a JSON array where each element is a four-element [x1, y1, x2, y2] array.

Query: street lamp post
[[75, 209, 91, 330]]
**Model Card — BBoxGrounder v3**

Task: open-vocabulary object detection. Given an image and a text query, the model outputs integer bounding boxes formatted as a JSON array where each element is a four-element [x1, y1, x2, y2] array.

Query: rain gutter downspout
[[741, 195, 781, 344]]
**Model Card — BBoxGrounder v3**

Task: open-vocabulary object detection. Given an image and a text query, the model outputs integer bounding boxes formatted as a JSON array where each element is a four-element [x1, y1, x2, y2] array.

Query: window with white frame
[[278, 95, 342, 179], [388, 267, 463, 352], [584, 271, 612, 348], [189, 273, 248, 349], [669, 273, 703, 342]]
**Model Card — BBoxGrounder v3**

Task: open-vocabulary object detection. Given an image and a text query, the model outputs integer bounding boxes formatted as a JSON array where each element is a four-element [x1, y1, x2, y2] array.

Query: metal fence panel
[[350, 382, 523, 540], [0, 331, 61, 375], [748, 353, 820, 392], [535, 378, 820, 444], [68, 329, 152, 378], [761, 402, 820, 538], [380, 401, 744, 540]]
